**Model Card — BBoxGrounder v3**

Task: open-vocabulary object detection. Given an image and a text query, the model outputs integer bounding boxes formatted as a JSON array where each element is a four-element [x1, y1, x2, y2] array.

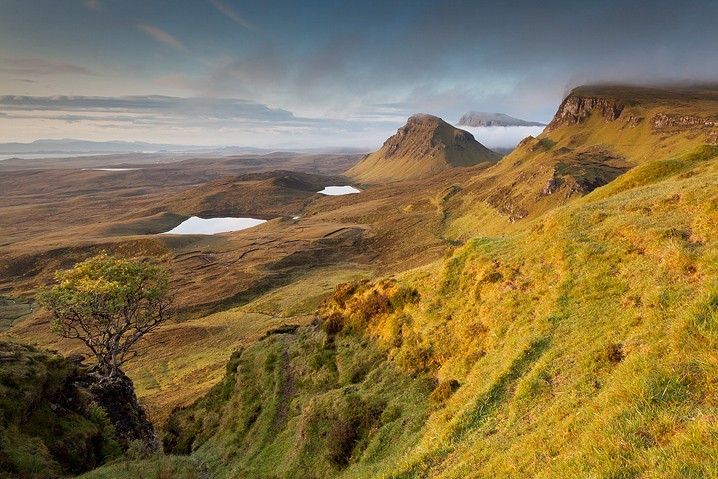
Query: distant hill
[[457, 111, 546, 127], [346, 113, 501, 183], [0, 139, 220, 155], [158, 170, 349, 218]]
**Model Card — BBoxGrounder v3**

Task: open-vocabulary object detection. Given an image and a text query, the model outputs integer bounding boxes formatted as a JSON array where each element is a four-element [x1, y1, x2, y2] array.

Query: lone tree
[[38, 253, 172, 377]]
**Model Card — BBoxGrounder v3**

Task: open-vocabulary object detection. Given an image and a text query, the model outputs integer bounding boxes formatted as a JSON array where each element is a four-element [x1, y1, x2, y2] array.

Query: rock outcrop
[[0, 341, 157, 478], [78, 370, 158, 452], [546, 95, 624, 132], [651, 113, 718, 130]]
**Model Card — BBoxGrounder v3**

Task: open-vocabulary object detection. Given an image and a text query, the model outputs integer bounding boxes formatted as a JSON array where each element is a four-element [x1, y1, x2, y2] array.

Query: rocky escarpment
[[651, 112, 718, 130], [546, 95, 624, 132], [650, 113, 718, 144], [650, 112, 718, 144], [547, 88, 718, 143]]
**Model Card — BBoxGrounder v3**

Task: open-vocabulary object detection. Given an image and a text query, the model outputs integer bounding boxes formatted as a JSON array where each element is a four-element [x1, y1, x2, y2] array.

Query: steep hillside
[[346, 114, 501, 183], [155, 142, 718, 478], [442, 84, 718, 239], [107, 86, 718, 479], [8, 84, 718, 479]]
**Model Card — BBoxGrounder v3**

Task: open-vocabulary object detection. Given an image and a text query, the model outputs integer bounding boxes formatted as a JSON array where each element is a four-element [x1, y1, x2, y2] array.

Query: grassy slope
[[444, 86, 718, 240], [78, 456, 203, 479], [382, 146, 718, 478], [0, 296, 32, 333], [126, 264, 370, 420], [9, 86, 718, 478], [140, 143, 718, 479], [6, 264, 370, 423]]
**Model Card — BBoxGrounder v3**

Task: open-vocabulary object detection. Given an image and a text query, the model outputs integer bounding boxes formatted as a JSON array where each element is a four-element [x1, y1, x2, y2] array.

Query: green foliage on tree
[[37, 253, 172, 377]]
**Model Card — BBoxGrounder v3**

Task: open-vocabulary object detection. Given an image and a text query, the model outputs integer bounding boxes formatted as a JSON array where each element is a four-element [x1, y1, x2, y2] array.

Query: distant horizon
[[2, 1, 717, 148], [0, 121, 547, 152]]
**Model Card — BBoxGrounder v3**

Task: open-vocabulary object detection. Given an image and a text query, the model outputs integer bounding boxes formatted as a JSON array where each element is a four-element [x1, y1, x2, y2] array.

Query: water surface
[[318, 186, 360, 195], [162, 216, 267, 235], [83, 168, 143, 171]]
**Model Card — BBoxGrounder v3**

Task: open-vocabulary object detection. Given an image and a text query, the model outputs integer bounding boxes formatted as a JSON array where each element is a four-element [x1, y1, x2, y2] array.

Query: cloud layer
[[0, 94, 401, 147], [0, 0, 717, 146]]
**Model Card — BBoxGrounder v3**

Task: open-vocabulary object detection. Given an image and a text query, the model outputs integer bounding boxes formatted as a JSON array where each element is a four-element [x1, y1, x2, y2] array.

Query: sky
[[1, 0, 717, 149]]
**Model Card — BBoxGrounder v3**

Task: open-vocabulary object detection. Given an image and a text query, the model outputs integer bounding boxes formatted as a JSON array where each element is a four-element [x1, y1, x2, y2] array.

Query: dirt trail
[[273, 335, 296, 433]]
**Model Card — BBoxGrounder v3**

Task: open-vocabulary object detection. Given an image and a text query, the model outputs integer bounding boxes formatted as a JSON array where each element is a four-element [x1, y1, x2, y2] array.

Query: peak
[[406, 113, 445, 126], [345, 114, 501, 183]]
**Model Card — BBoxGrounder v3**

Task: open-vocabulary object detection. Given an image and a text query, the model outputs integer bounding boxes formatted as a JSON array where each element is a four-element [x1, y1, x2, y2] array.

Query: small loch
[[162, 216, 267, 235], [318, 186, 361, 196]]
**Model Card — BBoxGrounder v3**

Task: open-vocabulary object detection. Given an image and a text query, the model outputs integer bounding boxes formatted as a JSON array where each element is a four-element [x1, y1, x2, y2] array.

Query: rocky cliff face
[[651, 112, 718, 129], [546, 95, 624, 132], [649, 113, 718, 144], [78, 371, 158, 452]]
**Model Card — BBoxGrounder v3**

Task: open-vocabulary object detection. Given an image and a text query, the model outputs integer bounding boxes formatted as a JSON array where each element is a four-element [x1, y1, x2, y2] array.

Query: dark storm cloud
[[200, 0, 718, 121]]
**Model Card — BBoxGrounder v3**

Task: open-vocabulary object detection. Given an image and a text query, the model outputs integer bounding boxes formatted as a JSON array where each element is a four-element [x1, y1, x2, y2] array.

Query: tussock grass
[[77, 455, 203, 479], [152, 141, 718, 478]]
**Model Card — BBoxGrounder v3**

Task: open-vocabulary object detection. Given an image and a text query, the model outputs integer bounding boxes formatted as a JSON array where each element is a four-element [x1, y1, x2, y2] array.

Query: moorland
[[3, 84, 718, 478]]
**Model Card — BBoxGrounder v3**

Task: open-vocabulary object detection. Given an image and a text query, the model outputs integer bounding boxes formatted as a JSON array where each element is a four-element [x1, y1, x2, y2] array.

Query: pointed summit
[[346, 114, 501, 183]]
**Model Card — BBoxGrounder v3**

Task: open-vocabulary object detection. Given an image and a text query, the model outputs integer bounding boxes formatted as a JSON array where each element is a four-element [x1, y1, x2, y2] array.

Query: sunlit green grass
[[82, 108, 718, 477], [77, 455, 203, 479], [108, 142, 718, 479], [125, 264, 371, 421]]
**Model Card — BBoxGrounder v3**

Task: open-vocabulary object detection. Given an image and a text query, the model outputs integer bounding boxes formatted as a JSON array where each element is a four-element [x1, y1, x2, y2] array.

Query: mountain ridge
[[458, 111, 546, 127], [0, 139, 216, 155]]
